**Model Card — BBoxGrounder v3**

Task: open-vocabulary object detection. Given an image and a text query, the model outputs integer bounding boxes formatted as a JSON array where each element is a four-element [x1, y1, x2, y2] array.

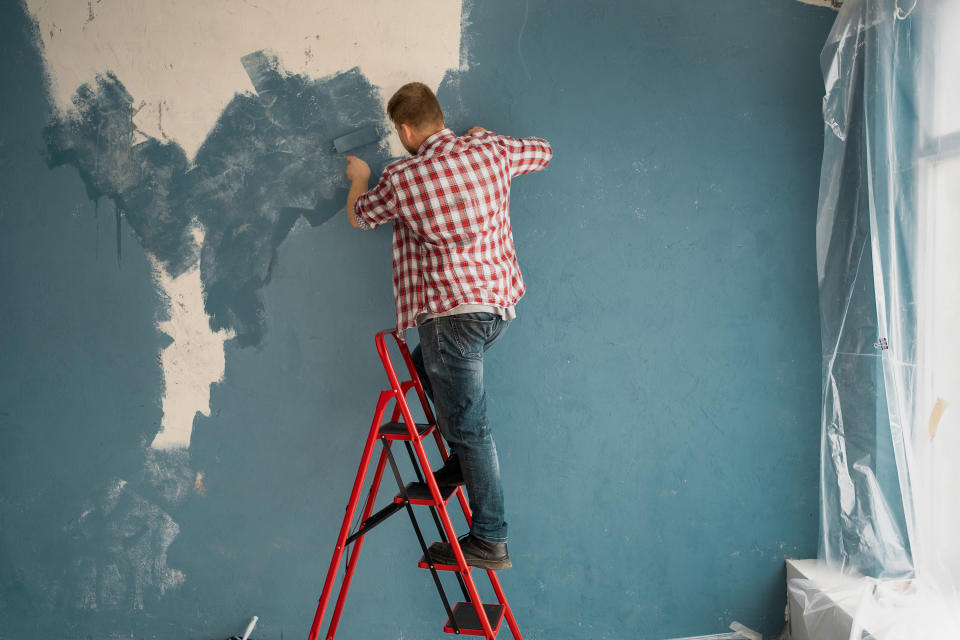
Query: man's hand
[[466, 126, 486, 136], [345, 156, 371, 183], [345, 156, 371, 228]]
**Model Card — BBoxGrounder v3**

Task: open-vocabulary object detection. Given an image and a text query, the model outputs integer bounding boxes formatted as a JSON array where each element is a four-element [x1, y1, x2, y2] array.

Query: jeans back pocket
[[448, 314, 499, 359]]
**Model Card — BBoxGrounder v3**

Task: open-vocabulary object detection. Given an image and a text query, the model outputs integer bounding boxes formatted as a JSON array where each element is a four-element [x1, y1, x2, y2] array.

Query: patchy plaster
[[45, 61, 391, 447], [25, 0, 463, 158], [63, 478, 186, 611]]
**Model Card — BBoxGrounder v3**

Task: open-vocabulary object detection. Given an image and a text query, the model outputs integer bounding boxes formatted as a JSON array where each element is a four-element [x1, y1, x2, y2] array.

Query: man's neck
[[412, 123, 446, 153]]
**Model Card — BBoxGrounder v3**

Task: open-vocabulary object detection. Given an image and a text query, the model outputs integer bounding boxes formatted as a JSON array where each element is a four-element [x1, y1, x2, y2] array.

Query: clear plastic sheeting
[[662, 635, 753, 640], [811, 0, 960, 636], [664, 628, 759, 640], [789, 575, 960, 639]]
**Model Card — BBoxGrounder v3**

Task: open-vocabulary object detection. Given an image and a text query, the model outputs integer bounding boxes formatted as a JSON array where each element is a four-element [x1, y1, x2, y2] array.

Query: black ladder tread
[[394, 481, 458, 505], [444, 602, 505, 636], [378, 421, 433, 440]]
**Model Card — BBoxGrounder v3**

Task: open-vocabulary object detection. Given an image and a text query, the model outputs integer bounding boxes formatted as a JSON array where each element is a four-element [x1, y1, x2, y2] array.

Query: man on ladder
[[344, 82, 552, 571]]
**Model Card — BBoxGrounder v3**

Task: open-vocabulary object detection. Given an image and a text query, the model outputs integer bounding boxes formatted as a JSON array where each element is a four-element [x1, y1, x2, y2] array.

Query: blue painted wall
[[0, 1, 835, 638]]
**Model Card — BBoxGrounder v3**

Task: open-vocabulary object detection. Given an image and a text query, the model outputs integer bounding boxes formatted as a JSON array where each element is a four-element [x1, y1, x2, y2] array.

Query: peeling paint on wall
[[29, 0, 467, 453], [144, 448, 199, 506], [44, 60, 392, 448], [20, 0, 468, 611], [25, 0, 463, 158], [65, 478, 185, 611]]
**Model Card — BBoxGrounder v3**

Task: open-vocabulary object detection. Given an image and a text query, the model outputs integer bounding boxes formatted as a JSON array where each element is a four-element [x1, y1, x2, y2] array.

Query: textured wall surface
[[0, 1, 835, 638]]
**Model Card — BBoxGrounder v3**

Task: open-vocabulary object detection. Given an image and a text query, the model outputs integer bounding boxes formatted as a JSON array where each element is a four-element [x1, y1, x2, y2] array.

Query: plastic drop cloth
[[799, 0, 960, 636]]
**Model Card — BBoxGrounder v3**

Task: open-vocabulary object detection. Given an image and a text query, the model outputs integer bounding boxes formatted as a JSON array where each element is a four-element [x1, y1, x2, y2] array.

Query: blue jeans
[[411, 312, 510, 543]]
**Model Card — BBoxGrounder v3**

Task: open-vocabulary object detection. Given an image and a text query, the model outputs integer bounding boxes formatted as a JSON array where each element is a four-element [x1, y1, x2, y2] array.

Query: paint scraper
[[332, 127, 381, 153]]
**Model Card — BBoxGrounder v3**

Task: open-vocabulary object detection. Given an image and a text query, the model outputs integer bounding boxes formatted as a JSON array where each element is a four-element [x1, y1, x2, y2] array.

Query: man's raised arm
[[345, 156, 370, 229]]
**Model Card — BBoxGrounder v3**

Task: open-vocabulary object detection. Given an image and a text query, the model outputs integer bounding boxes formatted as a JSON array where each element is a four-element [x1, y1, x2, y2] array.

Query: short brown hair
[[387, 82, 444, 129]]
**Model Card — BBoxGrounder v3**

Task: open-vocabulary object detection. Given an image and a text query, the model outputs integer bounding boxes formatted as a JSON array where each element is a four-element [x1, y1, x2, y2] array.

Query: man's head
[[387, 82, 445, 155]]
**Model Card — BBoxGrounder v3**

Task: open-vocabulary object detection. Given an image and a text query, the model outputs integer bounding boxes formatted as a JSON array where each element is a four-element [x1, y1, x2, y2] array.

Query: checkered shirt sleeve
[[481, 131, 553, 177], [353, 170, 399, 230]]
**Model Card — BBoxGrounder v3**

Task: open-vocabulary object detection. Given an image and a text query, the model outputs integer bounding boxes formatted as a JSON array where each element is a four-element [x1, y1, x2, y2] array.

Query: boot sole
[[468, 557, 512, 571], [429, 550, 512, 571]]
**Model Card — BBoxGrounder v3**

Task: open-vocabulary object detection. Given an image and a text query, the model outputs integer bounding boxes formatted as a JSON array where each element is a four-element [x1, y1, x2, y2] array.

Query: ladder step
[[378, 421, 433, 440], [444, 602, 505, 636], [394, 482, 458, 505], [418, 553, 472, 572]]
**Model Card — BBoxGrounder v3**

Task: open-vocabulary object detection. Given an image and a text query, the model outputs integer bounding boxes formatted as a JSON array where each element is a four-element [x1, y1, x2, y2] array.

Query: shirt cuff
[[352, 201, 373, 230]]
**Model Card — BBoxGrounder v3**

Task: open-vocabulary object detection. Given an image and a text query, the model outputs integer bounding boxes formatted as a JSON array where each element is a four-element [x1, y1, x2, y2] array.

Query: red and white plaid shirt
[[354, 128, 553, 338]]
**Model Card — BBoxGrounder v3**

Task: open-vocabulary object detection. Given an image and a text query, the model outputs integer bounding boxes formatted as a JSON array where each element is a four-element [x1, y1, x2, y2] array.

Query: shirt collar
[[418, 128, 455, 154]]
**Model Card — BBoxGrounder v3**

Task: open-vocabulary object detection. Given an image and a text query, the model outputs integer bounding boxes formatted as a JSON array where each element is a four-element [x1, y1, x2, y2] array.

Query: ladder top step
[[378, 421, 433, 440], [445, 602, 505, 637], [395, 482, 458, 505]]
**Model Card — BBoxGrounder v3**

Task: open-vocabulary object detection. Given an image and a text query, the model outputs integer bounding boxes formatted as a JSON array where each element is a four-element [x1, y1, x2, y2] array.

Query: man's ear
[[398, 123, 414, 143]]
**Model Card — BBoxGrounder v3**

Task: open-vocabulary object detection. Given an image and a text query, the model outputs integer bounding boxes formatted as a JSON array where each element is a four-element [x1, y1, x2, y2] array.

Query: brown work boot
[[428, 533, 511, 570]]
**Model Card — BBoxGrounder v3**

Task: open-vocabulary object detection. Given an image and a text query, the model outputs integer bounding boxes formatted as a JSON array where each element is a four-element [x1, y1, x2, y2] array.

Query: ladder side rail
[[392, 343, 470, 517], [307, 389, 394, 640], [421, 417, 472, 529], [325, 446, 390, 640], [453, 484, 471, 528], [409, 435, 496, 639], [377, 330, 497, 639], [392, 331, 439, 429], [487, 571, 523, 640], [392, 377, 470, 527], [388, 398, 402, 424], [381, 331, 450, 465], [354, 447, 391, 541], [431, 428, 452, 464], [383, 439, 460, 634], [375, 332, 423, 442], [390, 384, 430, 433], [344, 451, 397, 546], [402, 441, 471, 602], [398, 379, 457, 473]]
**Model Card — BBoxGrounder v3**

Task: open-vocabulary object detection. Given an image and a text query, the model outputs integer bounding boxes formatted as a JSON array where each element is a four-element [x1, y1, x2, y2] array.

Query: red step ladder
[[306, 329, 523, 640]]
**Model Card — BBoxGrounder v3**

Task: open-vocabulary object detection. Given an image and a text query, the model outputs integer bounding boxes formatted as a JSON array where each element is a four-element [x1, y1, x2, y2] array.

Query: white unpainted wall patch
[[151, 226, 232, 450]]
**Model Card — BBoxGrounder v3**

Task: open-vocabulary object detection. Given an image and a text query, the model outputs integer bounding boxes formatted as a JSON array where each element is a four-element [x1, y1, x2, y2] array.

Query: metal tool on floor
[[306, 329, 522, 640], [227, 615, 259, 640]]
